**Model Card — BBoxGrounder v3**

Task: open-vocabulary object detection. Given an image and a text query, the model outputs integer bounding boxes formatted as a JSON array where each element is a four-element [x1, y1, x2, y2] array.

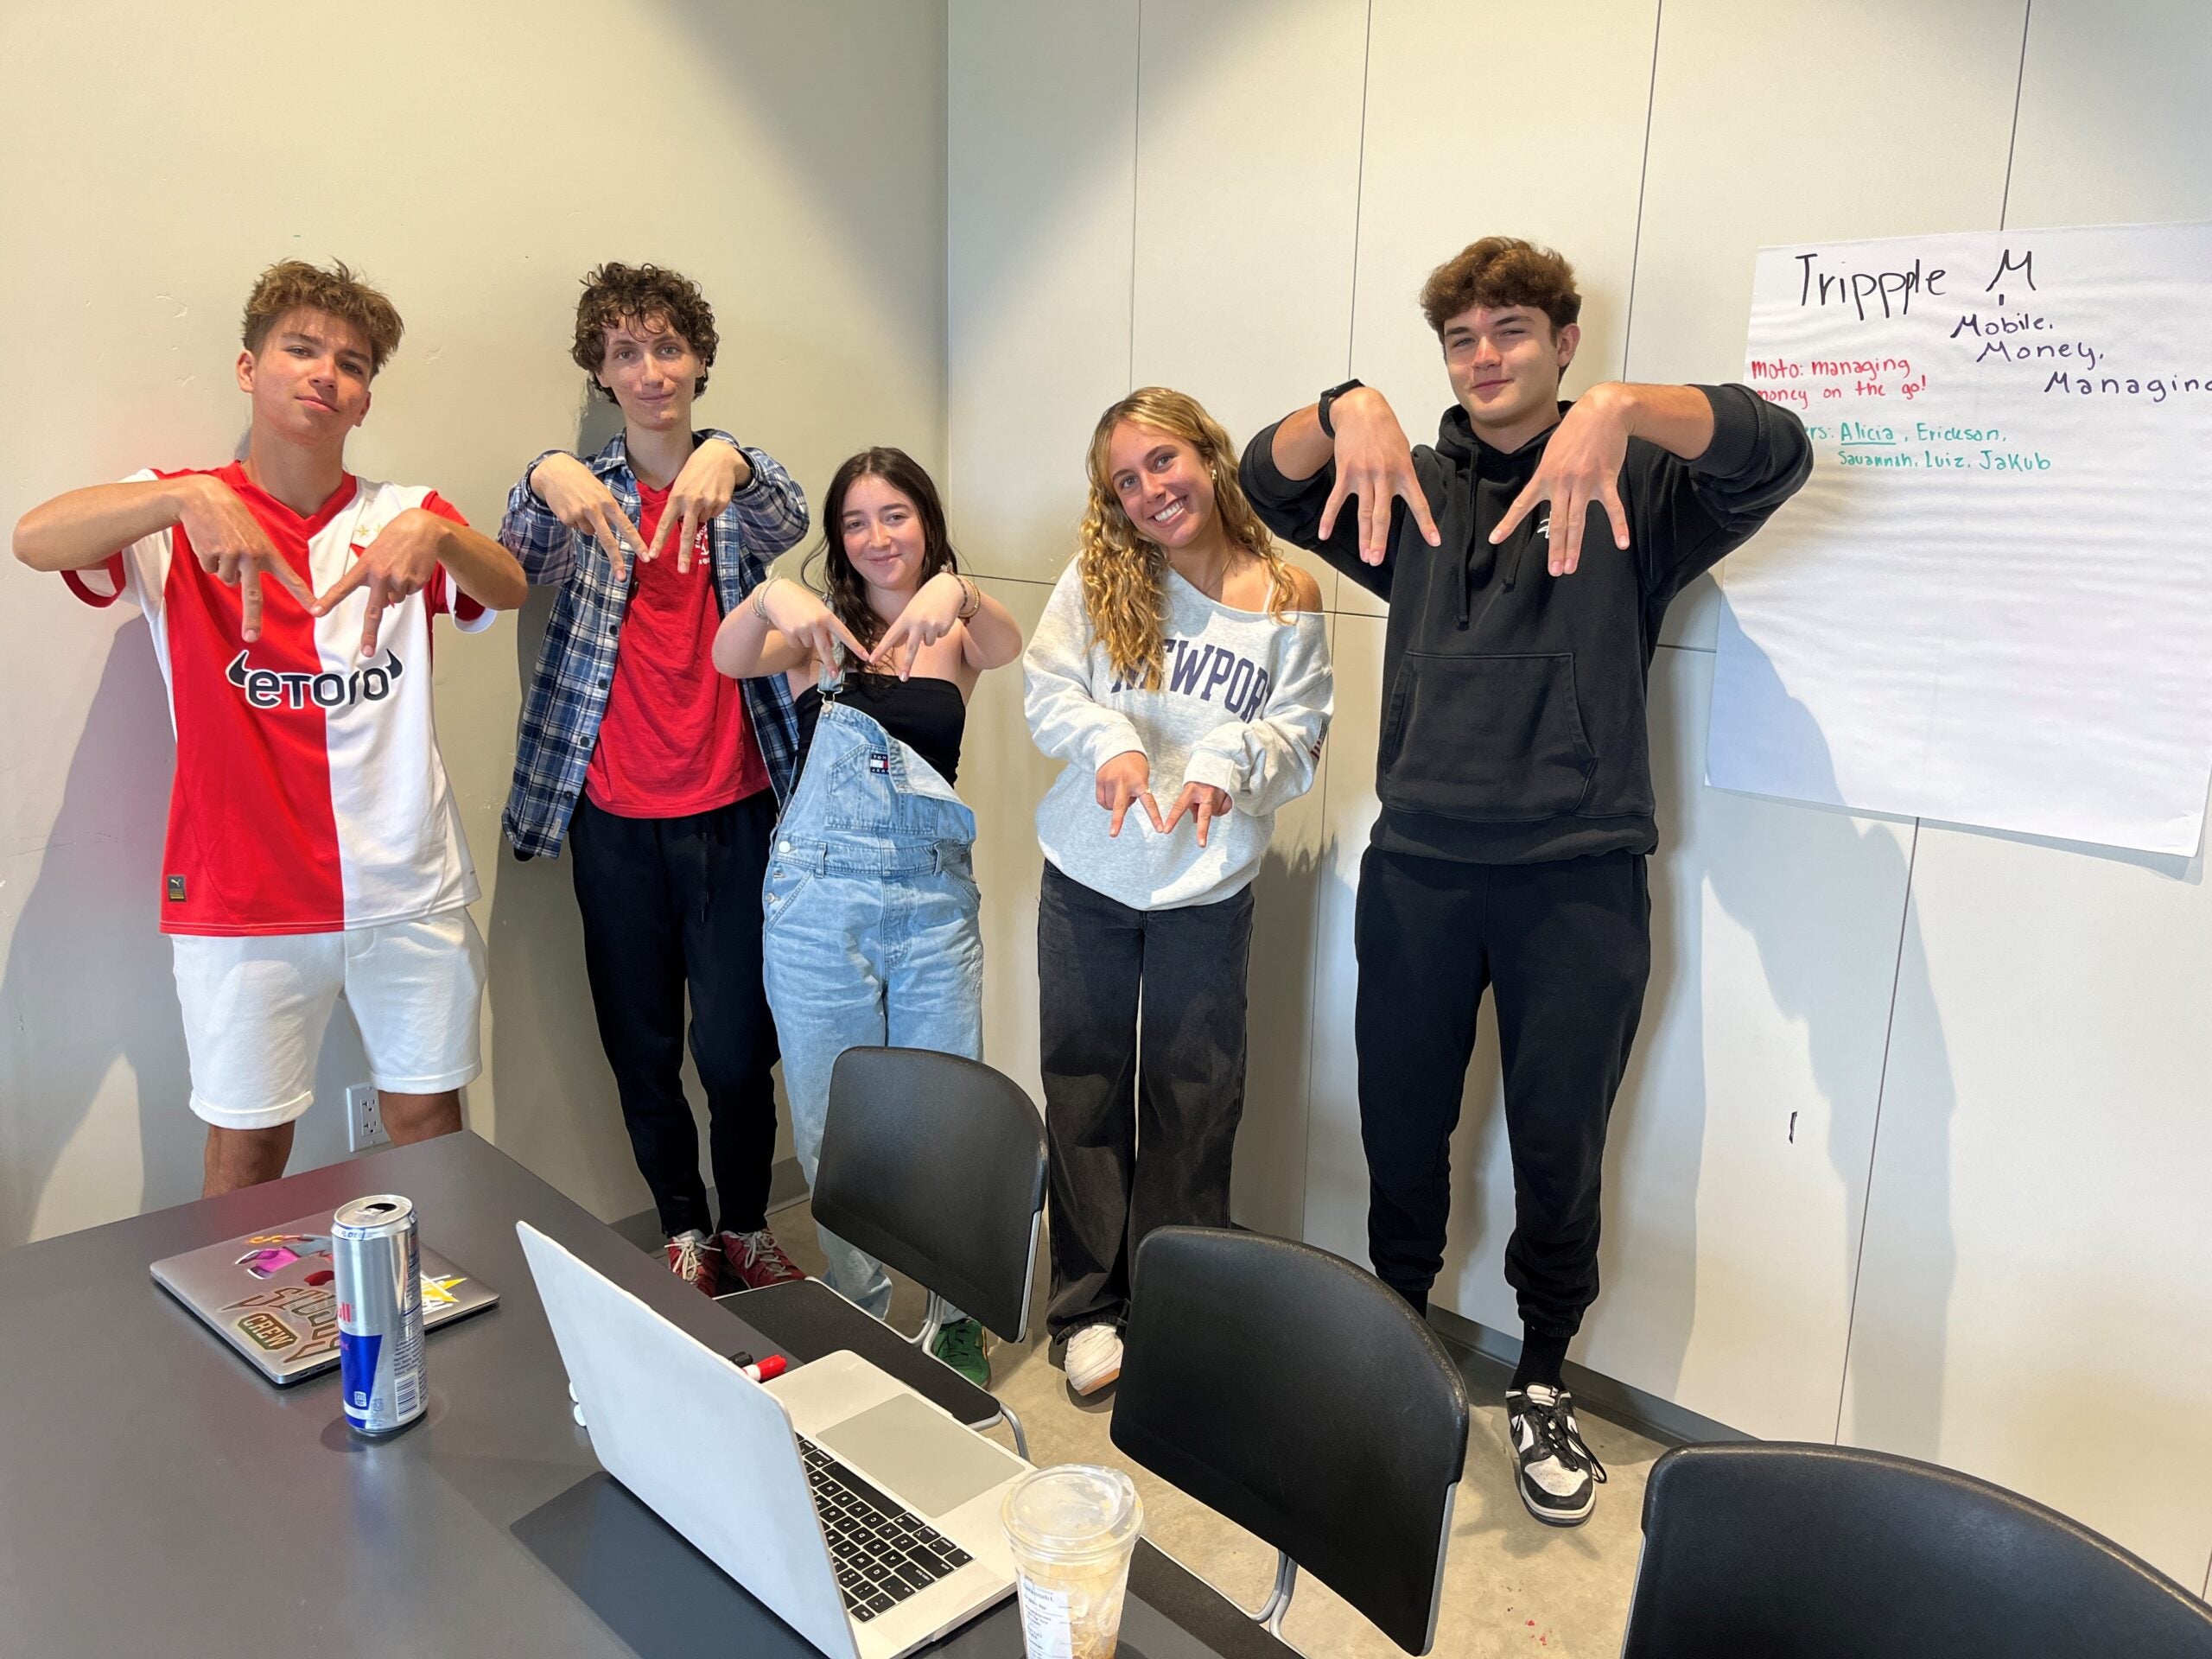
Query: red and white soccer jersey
[[66, 462, 495, 936]]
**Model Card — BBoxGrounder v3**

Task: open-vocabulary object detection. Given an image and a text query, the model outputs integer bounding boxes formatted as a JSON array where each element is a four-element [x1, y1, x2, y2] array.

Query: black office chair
[[1109, 1227, 1471, 1655], [808, 1046, 1048, 1456], [1624, 1441, 2212, 1659]]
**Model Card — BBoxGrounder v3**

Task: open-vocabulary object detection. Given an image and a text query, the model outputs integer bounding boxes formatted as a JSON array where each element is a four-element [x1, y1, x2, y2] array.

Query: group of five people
[[13, 234, 1808, 1529]]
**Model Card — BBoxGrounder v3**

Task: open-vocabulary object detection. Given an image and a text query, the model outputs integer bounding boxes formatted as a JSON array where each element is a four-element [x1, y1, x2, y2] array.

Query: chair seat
[[1127, 1542, 1300, 1656], [715, 1278, 998, 1429]]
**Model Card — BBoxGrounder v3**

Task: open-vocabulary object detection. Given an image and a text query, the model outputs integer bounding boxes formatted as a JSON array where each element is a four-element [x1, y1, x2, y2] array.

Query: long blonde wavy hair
[[1079, 386, 1300, 690]]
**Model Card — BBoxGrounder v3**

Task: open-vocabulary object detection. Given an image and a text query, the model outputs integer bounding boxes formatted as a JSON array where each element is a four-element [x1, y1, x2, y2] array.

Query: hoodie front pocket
[[1378, 652, 1596, 822]]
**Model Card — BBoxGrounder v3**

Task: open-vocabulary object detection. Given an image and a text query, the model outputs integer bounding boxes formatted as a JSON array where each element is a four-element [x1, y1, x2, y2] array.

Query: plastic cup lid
[[1001, 1464, 1142, 1560]]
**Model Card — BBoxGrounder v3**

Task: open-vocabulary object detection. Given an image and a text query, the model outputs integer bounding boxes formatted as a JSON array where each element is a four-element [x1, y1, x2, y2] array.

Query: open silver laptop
[[151, 1209, 498, 1383], [516, 1222, 1023, 1659]]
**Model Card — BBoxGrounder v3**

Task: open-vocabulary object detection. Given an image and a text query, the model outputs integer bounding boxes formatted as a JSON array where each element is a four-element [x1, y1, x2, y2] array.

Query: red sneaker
[[717, 1227, 806, 1291], [664, 1231, 722, 1297]]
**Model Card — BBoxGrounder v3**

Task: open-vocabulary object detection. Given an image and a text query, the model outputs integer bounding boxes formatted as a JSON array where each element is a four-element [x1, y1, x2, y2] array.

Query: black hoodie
[[1241, 383, 1811, 865]]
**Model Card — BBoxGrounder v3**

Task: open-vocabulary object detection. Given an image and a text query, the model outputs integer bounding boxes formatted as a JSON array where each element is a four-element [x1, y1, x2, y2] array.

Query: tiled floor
[[740, 1198, 1662, 1657]]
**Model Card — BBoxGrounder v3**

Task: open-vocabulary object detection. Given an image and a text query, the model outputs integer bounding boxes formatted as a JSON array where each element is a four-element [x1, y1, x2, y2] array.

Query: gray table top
[[0, 1132, 1286, 1658]]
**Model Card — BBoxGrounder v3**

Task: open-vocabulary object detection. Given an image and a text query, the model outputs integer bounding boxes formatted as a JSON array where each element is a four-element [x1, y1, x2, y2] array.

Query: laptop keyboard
[[801, 1440, 974, 1624]]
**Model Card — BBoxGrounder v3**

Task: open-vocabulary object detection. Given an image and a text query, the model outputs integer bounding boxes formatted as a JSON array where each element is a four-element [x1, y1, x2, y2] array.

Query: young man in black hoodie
[[1241, 237, 1810, 1527]]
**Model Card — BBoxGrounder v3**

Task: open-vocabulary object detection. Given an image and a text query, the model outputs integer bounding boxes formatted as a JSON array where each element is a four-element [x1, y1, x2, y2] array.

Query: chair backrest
[[1110, 1227, 1471, 1655], [1624, 1441, 2212, 1659], [812, 1046, 1046, 1343]]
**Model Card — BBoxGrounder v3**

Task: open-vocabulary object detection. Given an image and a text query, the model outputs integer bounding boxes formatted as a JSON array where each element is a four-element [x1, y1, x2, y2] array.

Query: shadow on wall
[[1599, 625, 1958, 1458], [0, 628, 195, 1244], [478, 391, 652, 1223], [1695, 627, 1954, 1459], [1230, 821, 1326, 1240], [2, 620, 379, 1246]]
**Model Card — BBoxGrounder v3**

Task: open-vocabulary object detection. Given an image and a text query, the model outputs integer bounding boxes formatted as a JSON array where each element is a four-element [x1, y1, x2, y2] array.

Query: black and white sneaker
[[1505, 1385, 1608, 1527]]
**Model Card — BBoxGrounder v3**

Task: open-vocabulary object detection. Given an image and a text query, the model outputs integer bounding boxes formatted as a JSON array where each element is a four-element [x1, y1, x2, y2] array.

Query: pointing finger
[[1492, 477, 1541, 546], [1140, 791, 1166, 835], [359, 579, 388, 658], [311, 556, 372, 616], [1600, 480, 1630, 551], [595, 513, 629, 583], [644, 504, 677, 567], [612, 505, 649, 560], [264, 551, 315, 607], [1400, 471, 1443, 547], [1318, 473, 1351, 543], [238, 561, 264, 643], [677, 507, 702, 576]]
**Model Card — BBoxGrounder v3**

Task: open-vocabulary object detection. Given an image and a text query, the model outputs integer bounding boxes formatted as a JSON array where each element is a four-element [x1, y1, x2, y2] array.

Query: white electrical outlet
[[346, 1084, 389, 1152]]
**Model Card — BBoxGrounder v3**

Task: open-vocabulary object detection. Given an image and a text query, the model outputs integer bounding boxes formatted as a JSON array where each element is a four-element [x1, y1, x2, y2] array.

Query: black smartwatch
[[1317, 378, 1365, 438]]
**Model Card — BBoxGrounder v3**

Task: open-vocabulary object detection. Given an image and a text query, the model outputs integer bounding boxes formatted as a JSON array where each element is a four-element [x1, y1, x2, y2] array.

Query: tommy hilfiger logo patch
[[225, 649, 404, 710], [868, 752, 892, 773], [167, 875, 187, 903]]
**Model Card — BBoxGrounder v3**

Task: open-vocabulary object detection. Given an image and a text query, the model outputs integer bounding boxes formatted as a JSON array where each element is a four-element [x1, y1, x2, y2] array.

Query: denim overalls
[[761, 664, 983, 1318]]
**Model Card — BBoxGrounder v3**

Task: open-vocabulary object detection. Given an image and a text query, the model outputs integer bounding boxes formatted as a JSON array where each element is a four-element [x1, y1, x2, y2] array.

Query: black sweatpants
[[568, 791, 781, 1240], [1355, 845, 1649, 1341], [1038, 861, 1255, 1341]]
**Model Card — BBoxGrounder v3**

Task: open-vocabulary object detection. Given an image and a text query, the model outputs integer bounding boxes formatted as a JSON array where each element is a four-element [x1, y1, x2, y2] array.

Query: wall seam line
[[1342, 0, 1374, 381], [1617, 0, 1665, 378], [1999, 0, 2033, 230], [1294, 0, 1378, 1243], [1127, 0, 1142, 393], [1832, 817, 1921, 1446]]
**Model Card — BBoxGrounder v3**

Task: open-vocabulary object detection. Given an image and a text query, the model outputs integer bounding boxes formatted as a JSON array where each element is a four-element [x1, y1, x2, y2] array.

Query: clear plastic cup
[[999, 1464, 1144, 1659]]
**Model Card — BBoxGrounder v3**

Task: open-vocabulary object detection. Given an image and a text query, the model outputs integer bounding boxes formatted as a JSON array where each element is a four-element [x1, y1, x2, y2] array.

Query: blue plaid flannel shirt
[[500, 429, 810, 859]]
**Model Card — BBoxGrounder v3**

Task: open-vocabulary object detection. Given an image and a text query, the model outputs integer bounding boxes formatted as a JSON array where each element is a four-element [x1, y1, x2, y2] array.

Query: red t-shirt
[[583, 480, 767, 817]]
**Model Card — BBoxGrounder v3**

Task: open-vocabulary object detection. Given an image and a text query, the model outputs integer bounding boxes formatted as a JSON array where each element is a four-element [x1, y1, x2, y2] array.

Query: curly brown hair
[[1080, 387, 1298, 691], [241, 260, 404, 374], [571, 263, 719, 402], [1419, 237, 1581, 336]]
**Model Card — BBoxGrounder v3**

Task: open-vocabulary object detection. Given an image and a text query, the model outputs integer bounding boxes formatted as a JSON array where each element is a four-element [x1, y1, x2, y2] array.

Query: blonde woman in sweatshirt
[[1023, 386, 1333, 1399]]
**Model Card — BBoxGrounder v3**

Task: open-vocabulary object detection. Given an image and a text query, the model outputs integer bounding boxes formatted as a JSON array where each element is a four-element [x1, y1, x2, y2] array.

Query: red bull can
[[333, 1195, 426, 1434]]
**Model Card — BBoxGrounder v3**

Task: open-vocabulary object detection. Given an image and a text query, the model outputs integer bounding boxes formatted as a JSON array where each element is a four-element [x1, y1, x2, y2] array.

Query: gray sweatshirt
[[1024, 562, 1333, 911]]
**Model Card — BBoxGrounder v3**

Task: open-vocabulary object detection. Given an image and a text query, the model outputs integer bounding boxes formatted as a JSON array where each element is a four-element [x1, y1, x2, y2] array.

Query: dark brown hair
[[804, 448, 960, 652], [571, 263, 719, 402], [1419, 237, 1581, 336], [241, 259, 404, 374]]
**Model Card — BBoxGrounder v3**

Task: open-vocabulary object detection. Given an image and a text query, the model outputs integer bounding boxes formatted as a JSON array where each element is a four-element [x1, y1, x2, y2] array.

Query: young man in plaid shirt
[[502, 264, 810, 1295]]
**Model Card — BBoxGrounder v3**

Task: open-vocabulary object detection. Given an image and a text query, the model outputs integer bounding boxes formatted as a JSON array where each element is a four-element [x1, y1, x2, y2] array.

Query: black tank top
[[794, 672, 968, 786]]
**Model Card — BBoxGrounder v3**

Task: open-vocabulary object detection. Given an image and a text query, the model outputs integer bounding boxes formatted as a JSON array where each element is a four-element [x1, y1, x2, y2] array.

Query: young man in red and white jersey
[[12, 259, 527, 1197]]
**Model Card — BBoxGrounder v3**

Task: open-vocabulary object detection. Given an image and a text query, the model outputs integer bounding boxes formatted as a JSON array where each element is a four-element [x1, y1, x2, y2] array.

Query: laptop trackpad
[[817, 1395, 1023, 1517]]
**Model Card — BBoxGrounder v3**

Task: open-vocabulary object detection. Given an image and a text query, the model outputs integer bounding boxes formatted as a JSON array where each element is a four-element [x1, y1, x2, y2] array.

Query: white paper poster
[[1707, 223, 2212, 855]]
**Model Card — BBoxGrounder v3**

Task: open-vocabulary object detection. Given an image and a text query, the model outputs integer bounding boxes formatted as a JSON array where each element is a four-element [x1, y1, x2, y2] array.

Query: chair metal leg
[[997, 1401, 1029, 1461], [915, 1289, 946, 1351], [1254, 1550, 1297, 1643]]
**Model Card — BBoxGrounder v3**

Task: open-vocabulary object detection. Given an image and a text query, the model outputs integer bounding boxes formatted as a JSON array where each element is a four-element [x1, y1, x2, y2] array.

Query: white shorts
[[171, 909, 487, 1130]]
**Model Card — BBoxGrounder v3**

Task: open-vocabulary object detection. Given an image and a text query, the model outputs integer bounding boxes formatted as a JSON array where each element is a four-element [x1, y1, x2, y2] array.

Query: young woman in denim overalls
[[712, 448, 1023, 1385]]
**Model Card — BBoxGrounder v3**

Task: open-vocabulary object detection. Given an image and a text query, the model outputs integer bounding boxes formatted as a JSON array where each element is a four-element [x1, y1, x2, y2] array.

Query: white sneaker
[[1505, 1384, 1607, 1527], [1063, 1323, 1123, 1398]]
